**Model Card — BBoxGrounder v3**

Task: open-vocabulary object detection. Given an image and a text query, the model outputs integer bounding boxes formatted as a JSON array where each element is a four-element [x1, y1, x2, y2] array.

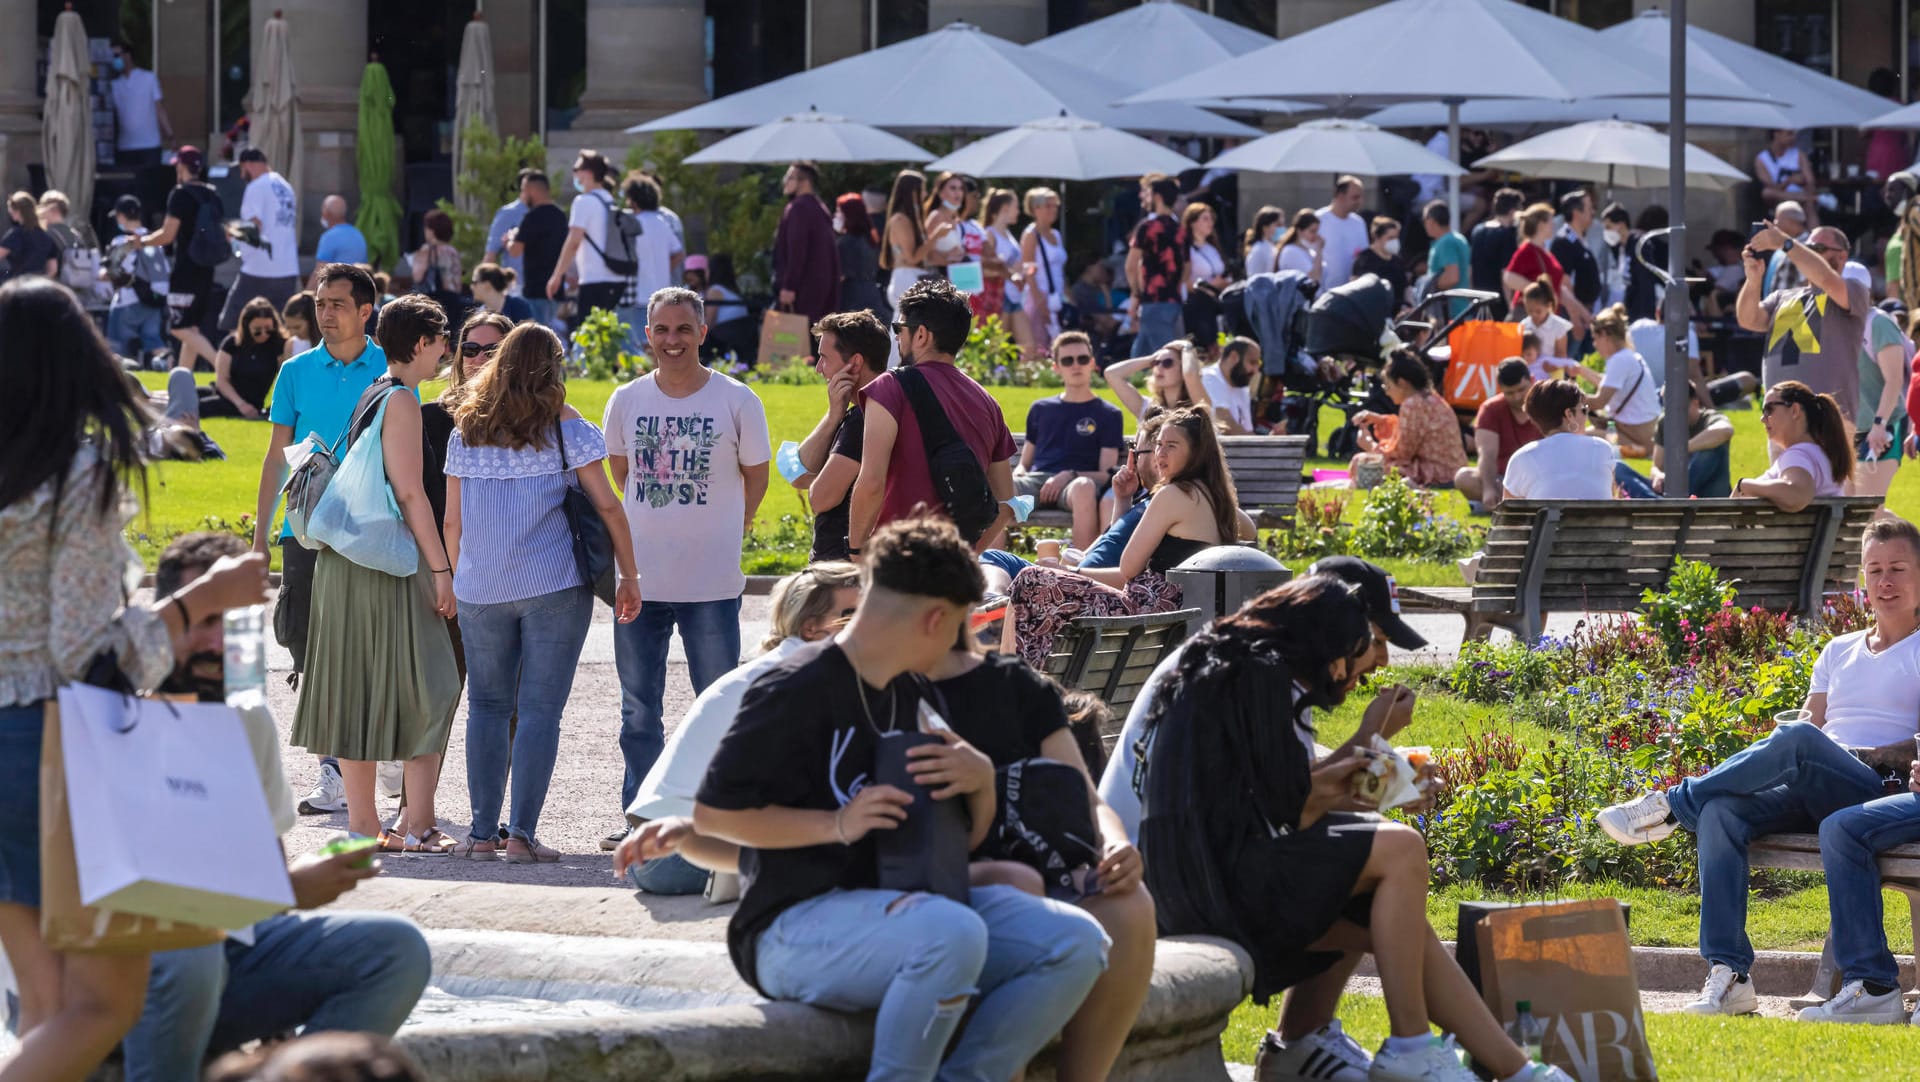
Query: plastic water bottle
[[1507, 1000, 1546, 1063], [224, 604, 267, 703]]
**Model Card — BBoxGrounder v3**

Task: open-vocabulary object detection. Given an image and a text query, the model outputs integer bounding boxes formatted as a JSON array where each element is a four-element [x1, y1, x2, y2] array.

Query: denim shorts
[[0, 701, 47, 907]]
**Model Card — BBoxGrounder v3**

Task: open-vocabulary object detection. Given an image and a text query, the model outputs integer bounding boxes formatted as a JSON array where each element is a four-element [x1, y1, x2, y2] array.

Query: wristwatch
[[1874, 416, 1886, 426], [1780, 237, 1796, 253]]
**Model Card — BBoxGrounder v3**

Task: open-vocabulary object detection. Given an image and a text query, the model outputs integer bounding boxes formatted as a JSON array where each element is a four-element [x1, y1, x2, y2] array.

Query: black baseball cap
[[1307, 556, 1428, 650]]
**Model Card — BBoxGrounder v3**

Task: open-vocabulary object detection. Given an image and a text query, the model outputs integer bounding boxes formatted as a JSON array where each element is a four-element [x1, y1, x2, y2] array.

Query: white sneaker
[[1683, 963, 1759, 1015], [1796, 980, 1906, 1024], [378, 760, 405, 799], [1596, 791, 1676, 846], [1255, 1019, 1371, 1081], [297, 761, 346, 815], [1367, 1036, 1477, 1082]]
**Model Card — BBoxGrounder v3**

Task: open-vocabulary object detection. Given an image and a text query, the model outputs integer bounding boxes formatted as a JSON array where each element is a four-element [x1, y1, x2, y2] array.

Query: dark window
[[880, 0, 932, 46], [709, 0, 807, 96], [1757, 0, 1835, 74]]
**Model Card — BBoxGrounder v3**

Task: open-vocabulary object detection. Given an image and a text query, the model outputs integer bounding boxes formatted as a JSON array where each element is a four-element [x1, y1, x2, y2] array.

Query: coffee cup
[[1036, 539, 1063, 562]]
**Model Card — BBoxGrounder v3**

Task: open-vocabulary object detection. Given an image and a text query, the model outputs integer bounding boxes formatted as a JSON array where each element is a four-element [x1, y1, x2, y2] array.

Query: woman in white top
[[1021, 187, 1068, 343], [1243, 205, 1284, 277], [1502, 379, 1619, 501], [880, 169, 947, 309], [923, 172, 973, 276], [1276, 210, 1325, 280], [981, 189, 1032, 352], [1736, 380, 1853, 512], [1568, 304, 1659, 455], [1755, 128, 1816, 207], [1183, 202, 1229, 293]]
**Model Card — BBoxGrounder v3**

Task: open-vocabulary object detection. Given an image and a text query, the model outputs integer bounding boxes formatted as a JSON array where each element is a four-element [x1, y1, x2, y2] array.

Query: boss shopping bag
[[758, 308, 812, 365]]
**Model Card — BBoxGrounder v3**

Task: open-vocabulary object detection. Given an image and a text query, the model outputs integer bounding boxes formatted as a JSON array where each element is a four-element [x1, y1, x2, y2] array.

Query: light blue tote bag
[[307, 388, 420, 577]]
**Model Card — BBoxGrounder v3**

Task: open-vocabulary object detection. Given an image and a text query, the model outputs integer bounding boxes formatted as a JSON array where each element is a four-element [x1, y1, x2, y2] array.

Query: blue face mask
[[1268, 226, 1283, 243], [111, 56, 126, 74], [573, 175, 587, 194]]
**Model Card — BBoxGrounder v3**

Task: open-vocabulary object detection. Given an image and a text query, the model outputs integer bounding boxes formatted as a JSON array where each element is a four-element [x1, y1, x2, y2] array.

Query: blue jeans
[[1665, 721, 1885, 971], [755, 885, 1109, 1082], [107, 303, 167, 359], [1614, 449, 1733, 500], [614, 596, 742, 811], [627, 852, 709, 895], [121, 911, 431, 1081], [1821, 793, 1920, 987], [978, 550, 1031, 582], [1131, 301, 1183, 356], [458, 586, 593, 844], [526, 297, 559, 334]]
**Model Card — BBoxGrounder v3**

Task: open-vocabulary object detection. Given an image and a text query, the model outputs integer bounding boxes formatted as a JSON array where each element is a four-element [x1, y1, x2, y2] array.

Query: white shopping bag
[[56, 685, 292, 928]]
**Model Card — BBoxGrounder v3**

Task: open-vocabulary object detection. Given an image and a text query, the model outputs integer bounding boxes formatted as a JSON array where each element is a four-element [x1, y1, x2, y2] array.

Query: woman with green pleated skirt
[[292, 291, 461, 853]]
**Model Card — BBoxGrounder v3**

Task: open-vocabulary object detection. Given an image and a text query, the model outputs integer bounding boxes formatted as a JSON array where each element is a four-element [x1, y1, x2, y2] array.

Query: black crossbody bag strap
[[896, 365, 964, 457]]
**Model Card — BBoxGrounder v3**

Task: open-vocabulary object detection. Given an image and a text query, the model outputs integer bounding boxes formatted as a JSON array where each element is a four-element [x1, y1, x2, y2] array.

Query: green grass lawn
[[1223, 992, 1920, 1078]]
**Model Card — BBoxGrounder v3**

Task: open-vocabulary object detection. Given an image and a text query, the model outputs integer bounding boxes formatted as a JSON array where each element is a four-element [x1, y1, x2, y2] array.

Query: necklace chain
[[844, 642, 897, 737]]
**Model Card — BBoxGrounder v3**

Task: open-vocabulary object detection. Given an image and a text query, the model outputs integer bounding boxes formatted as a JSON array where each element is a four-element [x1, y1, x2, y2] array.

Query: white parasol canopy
[[1472, 119, 1749, 191], [1364, 97, 1796, 132], [249, 11, 297, 182], [1606, 10, 1889, 130], [923, 113, 1197, 180], [41, 8, 95, 218], [1023, 0, 1308, 113], [452, 14, 498, 216], [632, 21, 1255, 138], [1205, 120, 1463, 178], [685, 109, 931, 164]]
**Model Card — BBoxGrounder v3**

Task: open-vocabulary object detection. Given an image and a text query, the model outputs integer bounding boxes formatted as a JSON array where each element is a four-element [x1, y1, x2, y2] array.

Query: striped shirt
[[444, 418, 608, 605]]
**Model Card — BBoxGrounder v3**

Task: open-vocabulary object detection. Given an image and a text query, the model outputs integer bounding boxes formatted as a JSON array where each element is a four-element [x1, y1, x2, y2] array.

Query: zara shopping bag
[[306, 388, 420, 577], [53, 685, 292, 930], [1474, 898, 1658, 1082]]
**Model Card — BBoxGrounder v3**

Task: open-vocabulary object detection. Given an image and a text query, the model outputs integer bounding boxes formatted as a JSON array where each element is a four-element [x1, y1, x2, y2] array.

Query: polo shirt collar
[[322, 337, 376, 368]]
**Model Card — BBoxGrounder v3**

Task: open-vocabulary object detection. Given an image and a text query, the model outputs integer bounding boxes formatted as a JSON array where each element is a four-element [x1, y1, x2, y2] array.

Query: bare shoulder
[[560, 404, 583, 421]]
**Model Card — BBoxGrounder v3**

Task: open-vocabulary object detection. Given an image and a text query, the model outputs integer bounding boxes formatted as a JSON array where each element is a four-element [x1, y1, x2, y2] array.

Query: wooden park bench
[[1038, 608, 1200, 741], [1396, 496, 1882, 642], [1750, 833, 1920, 997], [1009, 433, 1309, 531]]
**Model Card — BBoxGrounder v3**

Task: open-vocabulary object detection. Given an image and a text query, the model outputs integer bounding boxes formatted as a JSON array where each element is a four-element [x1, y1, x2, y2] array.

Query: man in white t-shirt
[[1599, 519, 1920, 1017], [1315, 176, 1370, 291], [548, 150, 631, 324], [108, 39, 172, 166], [601, 287, 772, 850], [1199, 336, 1261, 434], [219, 148, 302, 332]]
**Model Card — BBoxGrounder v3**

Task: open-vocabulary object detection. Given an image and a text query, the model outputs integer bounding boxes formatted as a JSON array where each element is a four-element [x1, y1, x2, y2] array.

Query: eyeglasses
[[460, 340, 501, 358], [1056, 353, 1094, 367], [1806, 243, 1845, 254]]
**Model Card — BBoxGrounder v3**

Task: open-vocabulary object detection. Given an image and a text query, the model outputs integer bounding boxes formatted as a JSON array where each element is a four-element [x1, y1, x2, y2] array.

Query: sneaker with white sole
[[1511, 1066, 1575, 1081], [297, 761, 346, 815], [1367, 1036, 1477, 1082], [1255, 1019, 1372, 1081], [378, 760, 405, 799], [1596, 791, 1676, 846], [1797, 980, 1907, 1024], [1683, 963, 1759, 1015]]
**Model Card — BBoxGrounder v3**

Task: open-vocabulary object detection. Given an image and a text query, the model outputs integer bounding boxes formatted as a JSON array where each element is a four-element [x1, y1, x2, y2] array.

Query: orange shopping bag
[[1442, 319, 1522, 412]]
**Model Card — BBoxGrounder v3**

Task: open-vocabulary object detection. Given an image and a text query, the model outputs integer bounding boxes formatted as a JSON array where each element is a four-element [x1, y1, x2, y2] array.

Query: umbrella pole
[[1446, 99, 1461, 226], [1662, 0, 1691, 498]]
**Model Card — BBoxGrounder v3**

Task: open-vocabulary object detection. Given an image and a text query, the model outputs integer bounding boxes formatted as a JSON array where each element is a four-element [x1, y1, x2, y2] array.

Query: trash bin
[[1165, 546, 1291, 637]]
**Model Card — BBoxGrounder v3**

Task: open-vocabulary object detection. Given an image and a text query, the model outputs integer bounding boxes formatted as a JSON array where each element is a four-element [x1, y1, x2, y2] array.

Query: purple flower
[[1490, 820, 1514, 835]]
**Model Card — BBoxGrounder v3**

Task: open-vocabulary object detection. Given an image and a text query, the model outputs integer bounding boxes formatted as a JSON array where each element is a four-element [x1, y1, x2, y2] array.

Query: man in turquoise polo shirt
[[251, 262, 385, 814]]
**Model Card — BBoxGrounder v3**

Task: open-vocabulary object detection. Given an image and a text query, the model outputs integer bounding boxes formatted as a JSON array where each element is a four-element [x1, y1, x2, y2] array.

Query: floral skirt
[[1009, 565, 1183, 669]]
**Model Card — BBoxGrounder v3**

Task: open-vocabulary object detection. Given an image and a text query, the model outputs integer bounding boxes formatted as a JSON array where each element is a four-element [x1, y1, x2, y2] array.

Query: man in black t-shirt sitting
[[134, 145, 223, 373], [619, 518, 1109, 1081], [791, 310, 889, 561]]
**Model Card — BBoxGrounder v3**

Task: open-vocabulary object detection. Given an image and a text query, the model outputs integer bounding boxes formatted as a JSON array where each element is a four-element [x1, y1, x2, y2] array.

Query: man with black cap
[[134, 145, 225, 372], [1097, 555, 1429, 1082], [219, 147, 302, 333], [104, 193, 171, 365]]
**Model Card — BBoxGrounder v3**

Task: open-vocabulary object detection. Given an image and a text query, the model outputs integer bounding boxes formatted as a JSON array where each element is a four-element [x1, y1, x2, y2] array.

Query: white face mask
[[1383, 238, 1401, 256], [941, 198, 961, 213], [1604, 228, 1624, 247]]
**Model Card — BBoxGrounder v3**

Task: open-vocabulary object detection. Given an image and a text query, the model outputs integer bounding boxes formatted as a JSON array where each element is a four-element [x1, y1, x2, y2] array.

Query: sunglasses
[[247, 323, 274, 336], [1807, 243, 1845, 254], [891, 320, 913, 337], [1154, 355, 1178, 369], [1761, 401, 1786, 417], [1056, 353, 1094, 367], [460, 340, 500, 358]]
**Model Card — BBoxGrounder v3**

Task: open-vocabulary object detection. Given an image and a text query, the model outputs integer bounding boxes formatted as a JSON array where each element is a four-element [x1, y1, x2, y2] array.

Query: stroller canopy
[[1305, 274, 1395, 362]]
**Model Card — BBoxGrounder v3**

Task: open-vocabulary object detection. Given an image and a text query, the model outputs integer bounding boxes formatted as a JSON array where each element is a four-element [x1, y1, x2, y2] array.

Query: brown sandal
[[404, 828, 458, 856], [375, 829, 409, 854]]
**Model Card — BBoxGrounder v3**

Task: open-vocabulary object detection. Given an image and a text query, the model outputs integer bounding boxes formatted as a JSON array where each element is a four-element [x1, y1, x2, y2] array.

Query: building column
[[0, 0, 39, 191], [928, 0, 1048, 43], [487, 0, 541, 138], [573, 0, 707, 133], [810, 0, 869, 68], [266, 0, 369, 247], [1273, 0, 1379, 38]]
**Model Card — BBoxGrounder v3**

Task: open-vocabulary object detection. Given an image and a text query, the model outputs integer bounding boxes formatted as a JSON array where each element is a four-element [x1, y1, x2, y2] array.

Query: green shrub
[[1346, 471, 1479, 561], [441, 117, 549, 273], [1640, 557, 1739, 661], [954, 315, 1061, 388], [569, 308, 649, 382]]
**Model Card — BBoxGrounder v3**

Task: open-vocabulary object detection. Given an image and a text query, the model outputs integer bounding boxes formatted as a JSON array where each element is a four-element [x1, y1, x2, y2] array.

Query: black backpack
[[894, 365, 999, 542], [182, 185, 231, 268], [582, 190, 644, 278]]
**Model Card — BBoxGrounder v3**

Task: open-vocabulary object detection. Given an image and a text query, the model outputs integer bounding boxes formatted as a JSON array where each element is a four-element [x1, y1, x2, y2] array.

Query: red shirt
[[861, 360, 1018, 530], [1473, 396, 1544, 475], [1504, 243, 1565, 310]]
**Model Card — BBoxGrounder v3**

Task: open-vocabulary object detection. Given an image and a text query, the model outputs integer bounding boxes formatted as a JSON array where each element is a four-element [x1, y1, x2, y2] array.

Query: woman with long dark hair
[[1004, 406, 1254, 666], [0, 277, 269, 1082], [1244, 204, 1286, 276], [834, 192, 888, 317], [1277, 210, 1325, 280], [881, 169, 944, 310], [1138, 575, 1574, 1082], [0, 190, 59, 282], [1736, 380, 1853, 511], [1350, 352, 1467, 488]]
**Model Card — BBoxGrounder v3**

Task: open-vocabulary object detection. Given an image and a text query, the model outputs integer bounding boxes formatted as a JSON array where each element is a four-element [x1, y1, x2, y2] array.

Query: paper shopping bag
[[1443, 319, 1521, 412], [758, 309, 812, 365], [55, 685, 292, 929], [1475, 899, 1658, 1082], [39, 703, 225, 954]]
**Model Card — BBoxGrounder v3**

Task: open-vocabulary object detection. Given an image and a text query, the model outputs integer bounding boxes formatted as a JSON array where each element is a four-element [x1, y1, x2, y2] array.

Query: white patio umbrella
[[41, 7, 94, 217], [632, 21, 1254, 138], [1363, 95, 1795, 132], [1126, 0, 1761, 219], [452, 13, 498, 216], [923, 113, 1196, 180], [684, 108, 931, 164], [1205, 119, 1463, 178], [249, 11, 297, 182], [1472, 119, 1748, 192], [1024, 0, 1308, 113], [1864, 101, 1920, 130]]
